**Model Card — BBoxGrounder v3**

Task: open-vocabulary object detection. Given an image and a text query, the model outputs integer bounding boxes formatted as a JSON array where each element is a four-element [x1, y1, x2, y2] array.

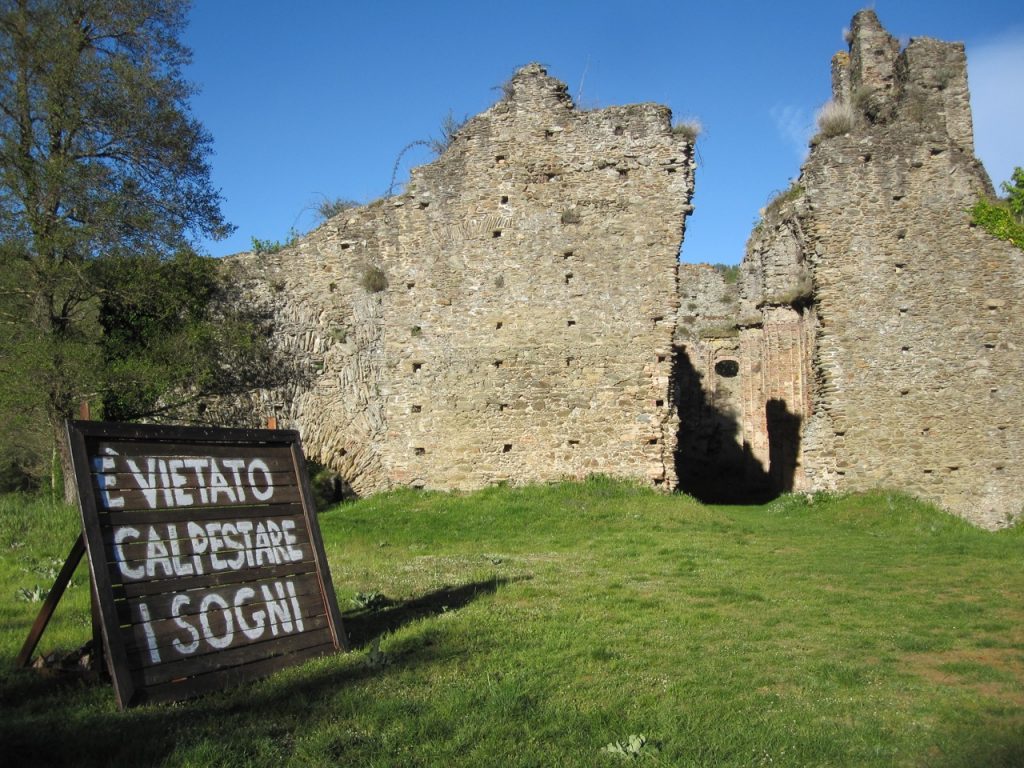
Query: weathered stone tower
[[221, 64, 695, 495], [677, 11, 1023, 526]]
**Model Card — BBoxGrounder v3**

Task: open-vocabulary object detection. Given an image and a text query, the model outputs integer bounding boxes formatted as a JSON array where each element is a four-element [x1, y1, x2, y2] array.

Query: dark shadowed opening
[[672, 347, 802, 503]]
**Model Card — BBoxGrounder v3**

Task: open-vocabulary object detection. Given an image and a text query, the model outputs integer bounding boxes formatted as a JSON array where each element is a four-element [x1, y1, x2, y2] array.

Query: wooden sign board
[[66, 421, 347, 708]]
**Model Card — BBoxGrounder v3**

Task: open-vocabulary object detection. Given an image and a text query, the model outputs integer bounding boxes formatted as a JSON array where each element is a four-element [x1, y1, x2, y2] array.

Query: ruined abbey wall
[[705, 11, 1024, 526], [221, 65, 695, 496], [213, 14, 1021, 527]]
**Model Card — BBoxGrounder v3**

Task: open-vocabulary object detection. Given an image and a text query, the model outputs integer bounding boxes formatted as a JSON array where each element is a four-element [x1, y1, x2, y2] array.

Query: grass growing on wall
[[1, 480, 1022, 767]]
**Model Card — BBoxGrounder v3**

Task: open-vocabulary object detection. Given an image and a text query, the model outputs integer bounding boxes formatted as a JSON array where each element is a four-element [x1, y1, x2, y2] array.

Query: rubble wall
[[222, 65, 695, 495], [738, 11, 1024, 526]]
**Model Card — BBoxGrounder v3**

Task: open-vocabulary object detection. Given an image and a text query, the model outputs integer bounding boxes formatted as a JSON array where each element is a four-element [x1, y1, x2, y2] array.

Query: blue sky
[[184, 1, 1023, 266]]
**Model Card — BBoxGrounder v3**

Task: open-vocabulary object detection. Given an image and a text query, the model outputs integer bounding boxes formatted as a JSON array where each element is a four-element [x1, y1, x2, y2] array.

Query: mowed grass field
[[1, 479, 1022, 767]]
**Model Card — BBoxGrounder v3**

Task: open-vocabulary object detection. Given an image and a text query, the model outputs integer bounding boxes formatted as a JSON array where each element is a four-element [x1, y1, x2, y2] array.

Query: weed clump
[[671, 119, 702, 141], [358, 263, 388, 293], [816, 99, 856, 138]]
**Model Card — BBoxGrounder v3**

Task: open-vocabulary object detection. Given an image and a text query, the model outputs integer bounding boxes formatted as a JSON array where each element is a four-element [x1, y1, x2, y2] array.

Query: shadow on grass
[[0, 577, 520, 766], [342, 576, 525, 649], [924, 720, 1024, 768]]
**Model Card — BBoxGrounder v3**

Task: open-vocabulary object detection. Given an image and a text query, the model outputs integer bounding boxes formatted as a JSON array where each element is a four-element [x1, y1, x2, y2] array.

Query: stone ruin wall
[[693, 10, 1023, 526], [212, 14, 1022, 527], [219, 65, 695, 497]]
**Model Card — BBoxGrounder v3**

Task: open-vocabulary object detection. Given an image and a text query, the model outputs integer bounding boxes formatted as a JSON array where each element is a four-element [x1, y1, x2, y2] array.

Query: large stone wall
[[213, 14, 1021, 528], [220, 65, 695, 496], [685, 11, 1024, 526]]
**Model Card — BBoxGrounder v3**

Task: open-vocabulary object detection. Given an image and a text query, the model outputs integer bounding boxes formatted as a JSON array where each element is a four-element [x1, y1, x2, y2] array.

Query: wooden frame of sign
[[65, 420, 347, 708]]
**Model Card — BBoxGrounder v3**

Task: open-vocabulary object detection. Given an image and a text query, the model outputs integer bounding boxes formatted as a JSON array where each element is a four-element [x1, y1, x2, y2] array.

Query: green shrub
[[971, 167, 1024, 250], [712, 264, 740, 284], [251, 227, 299, 255], [428, 110, 467, 156], [317, 197, 359, 222]]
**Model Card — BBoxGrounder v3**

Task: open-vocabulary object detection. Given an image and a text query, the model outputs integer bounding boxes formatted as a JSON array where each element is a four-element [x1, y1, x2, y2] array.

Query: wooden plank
[[291, 440, 350, 652], [136, 641, 336, 705], [103, 516, 311, 575], [102, 513, 311, 547], [68, 422, 138, 709], [100, 503, 304, 526], [131, 625, 334, 688], [89, 442, 296, 462], [123, 601, 329, 670], [115, 572, 325, 624], [89, 482, 302, 513], [111, 559, 316, 598]]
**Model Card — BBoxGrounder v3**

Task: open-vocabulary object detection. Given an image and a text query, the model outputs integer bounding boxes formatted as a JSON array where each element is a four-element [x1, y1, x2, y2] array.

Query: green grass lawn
[[1, 479, 1022, 766]]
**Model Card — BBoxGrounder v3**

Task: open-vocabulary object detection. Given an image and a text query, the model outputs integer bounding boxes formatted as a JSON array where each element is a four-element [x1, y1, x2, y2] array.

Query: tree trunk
[[53, 419, 79, 507]]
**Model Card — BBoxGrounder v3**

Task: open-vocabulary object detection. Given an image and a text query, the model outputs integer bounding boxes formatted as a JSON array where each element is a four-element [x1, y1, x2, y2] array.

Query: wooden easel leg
[[90, 576, 109, 679], [15, 533, 86, 668]]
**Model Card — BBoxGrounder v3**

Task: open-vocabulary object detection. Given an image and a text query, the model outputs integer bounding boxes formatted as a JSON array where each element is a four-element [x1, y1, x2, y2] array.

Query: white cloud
[[968, 30, 1024, 186], [769, 104, 814, 160]]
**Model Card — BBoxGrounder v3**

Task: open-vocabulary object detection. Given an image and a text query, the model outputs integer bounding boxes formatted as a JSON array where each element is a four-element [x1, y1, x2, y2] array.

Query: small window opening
[[567, 319, 577, 327], [502, 443, 513, 453], [544, 129, 554, 138], [498, 403, 508, 412], [492, 229, 502, 238], [655, 399, 664, 407], [563, 250, 573, 259], [411, 405, 422, 413], [496, 321, 503, 330], [714, 359, 739, 377], [414, 447, 425, 456], [614, 126, 624, 136], [418, 201, 429, 209], [495, 154, 506, 164], [648, 438, 659, 445], [339, 448, 347, 457], [493, 360, 503, 368], [653, 478, 665, 486], [407, 281, 416, 289], [565, 356, 574, 367], [340, 243, 351, 250], [545, 172, 557, 182], [618, 169, 628, 179], [412, 362, 423, 373], [568, 439, 580, 447], [657, 354, 667, 363], [565, 273, 573, 284]]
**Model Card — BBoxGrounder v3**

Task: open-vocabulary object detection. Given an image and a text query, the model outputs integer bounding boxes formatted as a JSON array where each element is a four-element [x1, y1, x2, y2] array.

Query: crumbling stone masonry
[[678, 11, 1023, 527], [220, 64, 695, 496], [218, 13, 1021, 528]]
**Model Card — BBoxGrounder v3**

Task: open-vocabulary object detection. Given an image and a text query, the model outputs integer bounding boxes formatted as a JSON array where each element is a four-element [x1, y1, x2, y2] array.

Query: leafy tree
[[90, 250, 266, 424], [0, 0, 232, 498], [971, 166, 1024, 250]]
